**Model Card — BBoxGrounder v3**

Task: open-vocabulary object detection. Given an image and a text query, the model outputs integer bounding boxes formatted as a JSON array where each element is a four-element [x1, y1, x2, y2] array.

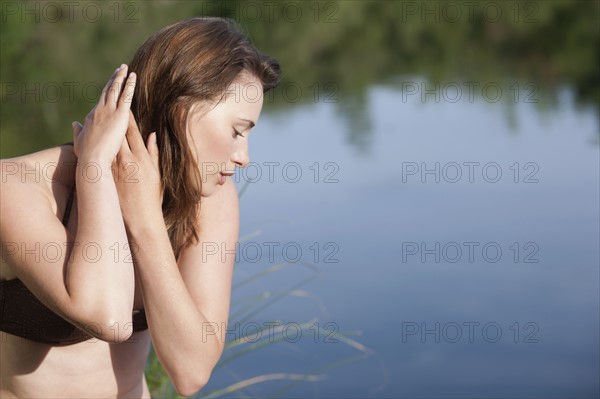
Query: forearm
[[129, 217, 219, 394], [66, 159, 135, 331]]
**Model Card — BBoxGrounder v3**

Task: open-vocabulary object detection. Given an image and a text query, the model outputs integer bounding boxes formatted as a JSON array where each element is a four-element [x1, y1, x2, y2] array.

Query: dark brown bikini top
[[0, 143, 148, 345]]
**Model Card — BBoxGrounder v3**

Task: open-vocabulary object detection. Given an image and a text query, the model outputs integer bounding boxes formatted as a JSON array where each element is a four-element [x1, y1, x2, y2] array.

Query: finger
[[107, 64, 129, 108], [71, 121, 83, 139], [115, 136, 131, 183], [147, 132, 159, 171], [100, 65, 123, 106], [118, 72, 137, 111], [125, 110, 145, 154], [119, 133, 132, 159]]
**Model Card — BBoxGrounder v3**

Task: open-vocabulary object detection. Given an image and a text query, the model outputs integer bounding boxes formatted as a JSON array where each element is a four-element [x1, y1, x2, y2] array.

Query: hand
[[73, 111, 163, 228], [115, 111, 163, 230], [72, 64, 137, 165], [73, 111, 163, 229]]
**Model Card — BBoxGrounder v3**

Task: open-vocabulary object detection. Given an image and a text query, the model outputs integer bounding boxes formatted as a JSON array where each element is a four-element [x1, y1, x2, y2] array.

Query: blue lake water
[[203, 80, 599, 398], [0, 1, 596, 397]]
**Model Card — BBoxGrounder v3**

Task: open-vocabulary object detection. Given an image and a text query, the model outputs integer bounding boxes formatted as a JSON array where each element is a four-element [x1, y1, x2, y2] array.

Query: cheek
[[192, 133, 217, 161], [188, 117, 232, 172], [195, 137, 230, 182]]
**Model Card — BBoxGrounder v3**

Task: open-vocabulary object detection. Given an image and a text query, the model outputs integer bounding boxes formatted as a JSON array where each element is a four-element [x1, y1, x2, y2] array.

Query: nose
[[231, 143, 249, 168]]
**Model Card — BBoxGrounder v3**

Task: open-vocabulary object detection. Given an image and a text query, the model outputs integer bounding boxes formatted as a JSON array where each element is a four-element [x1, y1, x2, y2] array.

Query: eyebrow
[[238, 118, 256, 129]]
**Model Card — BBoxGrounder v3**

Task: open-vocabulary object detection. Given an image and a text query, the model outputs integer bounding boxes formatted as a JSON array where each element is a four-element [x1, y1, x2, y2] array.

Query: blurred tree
[[1, 0, 598, 157]]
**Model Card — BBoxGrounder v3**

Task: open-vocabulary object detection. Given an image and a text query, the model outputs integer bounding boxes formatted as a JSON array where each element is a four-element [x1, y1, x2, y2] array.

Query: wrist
[[75, 159, 115, 184], [76, 149, 115, 170], [125, 208, 167, 239]]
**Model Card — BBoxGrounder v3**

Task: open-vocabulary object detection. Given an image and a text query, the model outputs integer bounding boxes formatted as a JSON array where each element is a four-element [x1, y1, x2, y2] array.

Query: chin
[[200, 189, 214, 198], [200, 182, 221, 198]]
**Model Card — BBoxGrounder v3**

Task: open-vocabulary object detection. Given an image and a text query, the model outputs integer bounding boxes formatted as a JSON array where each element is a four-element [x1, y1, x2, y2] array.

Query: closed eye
[[234, 129, 245, 138]]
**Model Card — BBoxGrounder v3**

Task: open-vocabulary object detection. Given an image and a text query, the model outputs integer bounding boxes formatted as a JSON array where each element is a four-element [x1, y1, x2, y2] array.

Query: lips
[[219, 171, 234, 185], [219, 172, 233, 185]]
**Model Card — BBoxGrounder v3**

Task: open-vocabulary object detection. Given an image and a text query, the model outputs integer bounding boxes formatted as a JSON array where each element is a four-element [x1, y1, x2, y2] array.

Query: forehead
[[222, 71, 264, 106], [187, 71, 264, 123], [216, 72, 264, 122]]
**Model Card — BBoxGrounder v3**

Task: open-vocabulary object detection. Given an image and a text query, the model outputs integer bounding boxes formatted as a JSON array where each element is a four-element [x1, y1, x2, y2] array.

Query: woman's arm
[[0, 66, 139, 343], [127, 178, 238, 397], [115, 114, 237, 396], [66, 157, 135, 339]]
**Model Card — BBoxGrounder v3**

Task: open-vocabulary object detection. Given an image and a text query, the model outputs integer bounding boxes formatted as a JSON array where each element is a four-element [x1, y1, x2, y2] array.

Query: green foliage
[[1, 1, 598, 158], [2, 1, 596, 396]]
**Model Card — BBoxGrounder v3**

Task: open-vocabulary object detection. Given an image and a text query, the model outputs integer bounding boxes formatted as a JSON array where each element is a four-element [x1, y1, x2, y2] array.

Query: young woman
[[0, 17, 280, 398]]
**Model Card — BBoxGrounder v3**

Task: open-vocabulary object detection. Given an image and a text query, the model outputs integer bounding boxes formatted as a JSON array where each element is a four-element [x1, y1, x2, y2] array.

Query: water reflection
[[231, 81, 599, 397], [1, 1, 598, 397], [1, 1, 598, 157]]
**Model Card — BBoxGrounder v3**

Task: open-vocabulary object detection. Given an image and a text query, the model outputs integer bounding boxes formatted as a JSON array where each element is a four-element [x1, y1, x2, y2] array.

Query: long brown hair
[[129, 17, 281, 259]]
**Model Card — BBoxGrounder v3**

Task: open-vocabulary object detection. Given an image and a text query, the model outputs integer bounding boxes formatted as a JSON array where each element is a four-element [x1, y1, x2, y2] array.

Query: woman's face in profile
[[185, 71, 264, 197]]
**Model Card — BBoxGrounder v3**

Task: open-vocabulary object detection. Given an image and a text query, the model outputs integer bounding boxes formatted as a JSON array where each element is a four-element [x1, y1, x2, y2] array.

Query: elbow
[[70, 295, 134, 343], [170, 338, 222, 396], [172, 358, 217, 397], [78, 308, 134, 343], [98, 316, 134, 343], [173, 372, 210, 398]]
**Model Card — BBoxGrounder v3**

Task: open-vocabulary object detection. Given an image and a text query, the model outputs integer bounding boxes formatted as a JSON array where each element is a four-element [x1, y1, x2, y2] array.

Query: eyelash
[[234, 129, 245, 138]]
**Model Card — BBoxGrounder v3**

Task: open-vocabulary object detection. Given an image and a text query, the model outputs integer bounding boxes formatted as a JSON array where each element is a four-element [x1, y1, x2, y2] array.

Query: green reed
[[145, 181, 379, 398]]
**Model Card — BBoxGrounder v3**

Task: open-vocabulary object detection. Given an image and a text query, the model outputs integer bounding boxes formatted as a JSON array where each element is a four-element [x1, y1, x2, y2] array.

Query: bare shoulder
[[198, 177, 239, 224], [1, 146, 75, 214], [179, 178, 239, 262], [0, 147, 74, 271], [0, 153, 55, 279], [0, 153, 54, 212]]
